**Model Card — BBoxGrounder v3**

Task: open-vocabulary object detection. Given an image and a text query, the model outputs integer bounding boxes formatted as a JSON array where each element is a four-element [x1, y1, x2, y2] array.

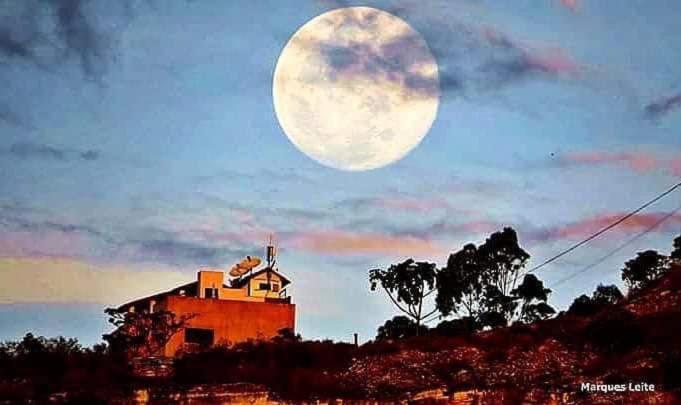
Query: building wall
[[248, 272, 285, 299], [197, 271, 224, 298], [161, 295, 295, 356]]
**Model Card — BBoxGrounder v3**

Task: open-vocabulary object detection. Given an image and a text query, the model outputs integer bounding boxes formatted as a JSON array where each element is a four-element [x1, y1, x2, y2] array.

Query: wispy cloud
[[529, 212, 681, 242], [558, 150, 681, 176], [336, 195, 452, 213], [559, 0, 579, 12], [288, 229, 444, 257], [644, 93, 681, 120], [0, 0, 113, 79], [2, 142, 100, 162], [306, 3, 585, 100]]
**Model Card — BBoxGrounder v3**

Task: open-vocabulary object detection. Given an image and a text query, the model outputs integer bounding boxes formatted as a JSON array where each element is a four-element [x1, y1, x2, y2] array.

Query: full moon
[[273, 7, 440, 171]]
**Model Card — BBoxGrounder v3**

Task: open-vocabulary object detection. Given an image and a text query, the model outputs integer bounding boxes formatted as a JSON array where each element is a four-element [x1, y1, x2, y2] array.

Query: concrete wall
[[248, 272, 285, 299], [161, 295, 295, 356], [197, 271, 224, 298]]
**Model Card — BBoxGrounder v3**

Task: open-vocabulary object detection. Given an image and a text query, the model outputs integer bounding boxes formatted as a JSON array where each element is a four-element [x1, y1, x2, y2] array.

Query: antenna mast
[[266, 234, 277, 268]]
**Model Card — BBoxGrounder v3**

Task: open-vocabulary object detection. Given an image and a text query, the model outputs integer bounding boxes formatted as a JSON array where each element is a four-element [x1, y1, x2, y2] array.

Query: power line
[[549, 202, 681, 288], [524, 180, 681, 275]]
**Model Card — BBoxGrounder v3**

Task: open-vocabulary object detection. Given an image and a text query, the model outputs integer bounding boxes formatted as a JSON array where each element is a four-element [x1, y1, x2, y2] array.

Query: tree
[[567, 294, 597, 316], [672, 234, 681, 262], [478, 227, 530, 297], [591, 284, 623, 306], [511, 274, 555, 323], [103, 308, 194, 358], [479, 285, 518, 328], [433, 317, 479, 336], [370, 259, 437, 334], [476, 227, 532, 325], [436, 243, 484, 319], [621, 250, 669, 291], [376, 316, 428, 340], [567, 284, 624, 317]]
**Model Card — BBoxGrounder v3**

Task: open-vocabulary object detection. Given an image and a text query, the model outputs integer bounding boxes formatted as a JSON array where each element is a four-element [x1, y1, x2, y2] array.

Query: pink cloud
[[288, 229, 444, 257], [536, 212, 681, 241], [561, 151, 680, 175], [559, 0, 579, 12], [0, 230, 90, 258], [526, 47, 583, 76], [482, 26, 583, 78], [374, 196, 450, 213]]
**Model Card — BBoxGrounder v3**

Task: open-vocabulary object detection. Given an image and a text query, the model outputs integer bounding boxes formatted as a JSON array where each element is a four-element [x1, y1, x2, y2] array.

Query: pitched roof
[[230, 267, 291, 288]]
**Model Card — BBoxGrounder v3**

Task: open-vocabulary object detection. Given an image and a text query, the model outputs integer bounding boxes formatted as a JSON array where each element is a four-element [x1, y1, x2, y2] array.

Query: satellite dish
[[239, 256, 262, 270], [228, 256, 262, 277], [229, 265, 248, 277]]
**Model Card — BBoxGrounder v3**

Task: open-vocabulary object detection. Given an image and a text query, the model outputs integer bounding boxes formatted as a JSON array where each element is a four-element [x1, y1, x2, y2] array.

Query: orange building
[[118, 262, 295, 357]]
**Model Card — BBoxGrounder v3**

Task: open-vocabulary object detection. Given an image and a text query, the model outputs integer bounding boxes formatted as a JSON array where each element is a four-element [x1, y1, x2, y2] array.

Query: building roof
[[230, 267, 291, 288], [117, 281, 230, 311], [116, 268, 292, 310]]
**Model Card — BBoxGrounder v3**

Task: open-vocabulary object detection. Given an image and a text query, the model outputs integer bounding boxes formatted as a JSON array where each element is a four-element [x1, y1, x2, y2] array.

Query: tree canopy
[[369, 259, 438, 333], [672, 234, 681, 261], [621, 250, 670, 291], [373, 227, 554, 338]]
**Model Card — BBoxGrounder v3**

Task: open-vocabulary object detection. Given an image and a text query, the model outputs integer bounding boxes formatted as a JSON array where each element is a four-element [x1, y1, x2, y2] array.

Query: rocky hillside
[[331, 264, 681, 403], [2, 266, 680, 404]]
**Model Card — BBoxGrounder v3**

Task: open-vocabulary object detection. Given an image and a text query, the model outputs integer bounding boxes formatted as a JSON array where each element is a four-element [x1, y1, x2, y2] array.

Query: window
[[204, 288, 218, 298], [184, 328, 214, 347], [272, 283, 280, 292], [258, 282, 271, 290]]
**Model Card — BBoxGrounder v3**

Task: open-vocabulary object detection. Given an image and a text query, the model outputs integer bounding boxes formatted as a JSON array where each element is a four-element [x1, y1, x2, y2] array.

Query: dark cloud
[[310, 3, 581, 99], [0, 0, 113, 78], [52, 0, 111, 79], [0, 104, 27, 127], [0, 205, 261, 267], [130, 239, 255, 267], [3, 142, 100, 162], [644, 93, 681, 120]]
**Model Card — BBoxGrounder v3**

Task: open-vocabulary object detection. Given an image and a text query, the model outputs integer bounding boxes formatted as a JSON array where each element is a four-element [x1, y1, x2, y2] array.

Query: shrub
[[584, 308, 644, 353]]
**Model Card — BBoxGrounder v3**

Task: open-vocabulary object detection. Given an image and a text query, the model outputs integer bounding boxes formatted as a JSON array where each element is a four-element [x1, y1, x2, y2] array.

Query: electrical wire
[[549, 202, 681, 288], [524, 180, 681, 276]]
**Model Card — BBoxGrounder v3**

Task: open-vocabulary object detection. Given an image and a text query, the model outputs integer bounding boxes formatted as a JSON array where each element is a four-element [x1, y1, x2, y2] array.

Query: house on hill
[[117, 247, 295, 357]]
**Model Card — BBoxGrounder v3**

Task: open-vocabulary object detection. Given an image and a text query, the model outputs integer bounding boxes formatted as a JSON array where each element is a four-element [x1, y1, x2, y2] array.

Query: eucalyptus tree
[[369, 258, 438, 334]]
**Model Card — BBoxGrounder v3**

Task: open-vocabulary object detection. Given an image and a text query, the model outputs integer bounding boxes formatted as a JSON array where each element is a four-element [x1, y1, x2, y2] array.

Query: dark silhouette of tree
[[103, 307, 194, 358], [672, 234, 681, 261], [436, 243, 484, 319], [511, 274, 555, 323], [567, 294, 597, 316], [435, 227, 550, 328], [592, 284, 624, 306], [376, 315, 428, 340], [477, 228, 530, 325], [478, 227, 530, 297], [567, 284, 624, 317], [621, 250, 670, 291], [370, 259, 437, 334], [479, 285, 517, 328], [433, 317, 478, 336]]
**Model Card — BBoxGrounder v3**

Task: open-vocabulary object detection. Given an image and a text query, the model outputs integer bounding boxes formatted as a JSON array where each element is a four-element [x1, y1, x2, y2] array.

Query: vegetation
[[103, 307, 194, 358], [672, 234, 681, 261], [1, 232, 680, 402], [369, 259, 438, 334], [567, 284, 623, 316], [622, 249, 670, 291], [372, 227, 554, 337]]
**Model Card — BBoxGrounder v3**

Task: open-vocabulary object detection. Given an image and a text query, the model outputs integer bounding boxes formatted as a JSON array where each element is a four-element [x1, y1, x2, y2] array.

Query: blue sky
[[0, 0, 680, 346]]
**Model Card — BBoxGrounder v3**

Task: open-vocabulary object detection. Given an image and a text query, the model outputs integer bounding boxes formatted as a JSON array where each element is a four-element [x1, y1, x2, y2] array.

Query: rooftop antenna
[[266, 234, 277, 268]]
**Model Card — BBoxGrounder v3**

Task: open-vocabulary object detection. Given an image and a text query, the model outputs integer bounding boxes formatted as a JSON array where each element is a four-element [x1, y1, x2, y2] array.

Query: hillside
[[2, 266, 680, 404], [332, 264, 681, 403]]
